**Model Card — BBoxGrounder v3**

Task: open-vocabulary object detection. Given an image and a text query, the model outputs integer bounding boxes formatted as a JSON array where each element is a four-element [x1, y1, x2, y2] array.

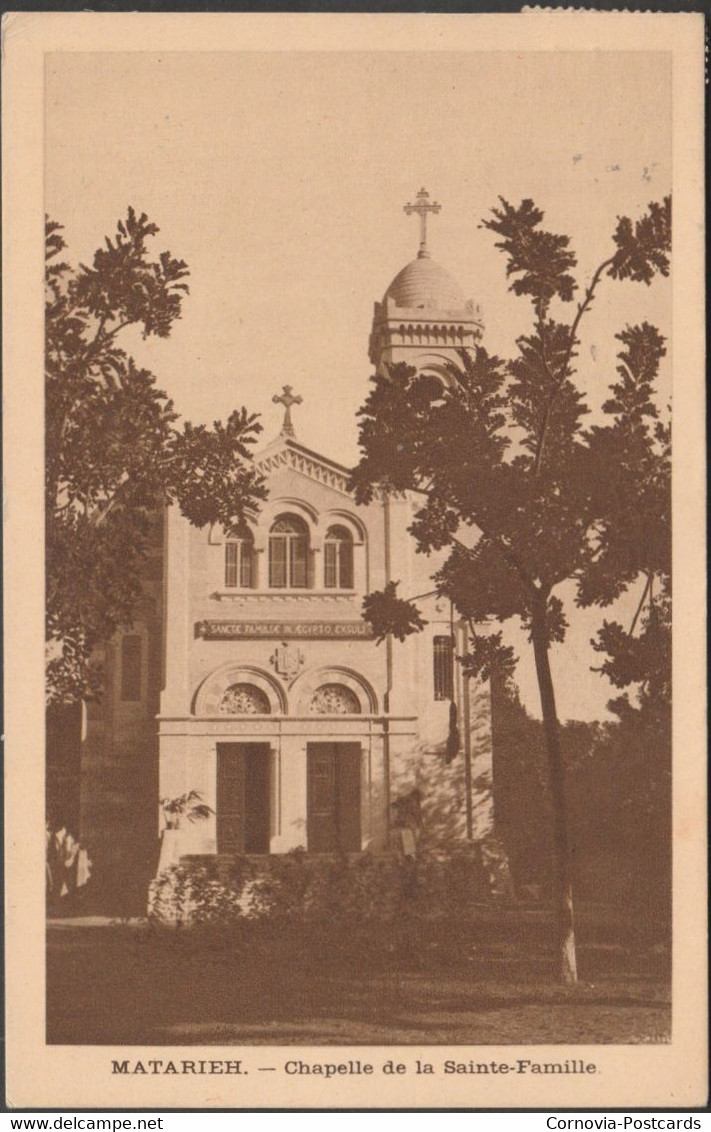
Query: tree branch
[[533, 255, 615, 475], [88, 472, 131, 528], [451, 530, 539, 598], [629, 571, 653, 636], [408, 480, 538, 596]]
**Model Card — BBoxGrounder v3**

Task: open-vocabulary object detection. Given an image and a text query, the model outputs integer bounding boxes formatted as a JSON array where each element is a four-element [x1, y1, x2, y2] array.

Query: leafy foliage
[[609, 197, 672, 284], [578, 324, 670, 611], [458, 630, 517, 684], [46, 211, 267, 703], [492, 680, 670, 915], [362, 581, 427, 642], [351, 196, 671, 700], [592, 583, 671, 714], [160, 791, 215, 827], [352, 196, 671, 983], [149, 846, 493, 930], [481, 198, 578, 317]]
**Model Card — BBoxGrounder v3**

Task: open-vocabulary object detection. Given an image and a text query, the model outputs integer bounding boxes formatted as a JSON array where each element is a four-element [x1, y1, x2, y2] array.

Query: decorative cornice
[[251, 439, 400, 505], [210, 591, 356, 603], [255, 444, 351, 496]]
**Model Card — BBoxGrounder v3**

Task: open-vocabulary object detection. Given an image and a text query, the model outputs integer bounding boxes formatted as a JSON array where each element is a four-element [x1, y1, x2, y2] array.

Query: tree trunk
[[531, 601, 578, 985]]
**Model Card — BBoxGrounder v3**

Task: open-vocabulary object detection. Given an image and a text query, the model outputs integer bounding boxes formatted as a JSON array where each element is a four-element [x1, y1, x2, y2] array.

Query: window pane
[[433, 635, 454, 701], [225, 543, 239, 587], [290, 535, 307, 588], [339, 540, 354, 588], [324, 542, 337, 588], [269, 536, 287, 587], [239, 544, 252, 588], [273, 517, 301, 534], [325, 526, 353, 589], [121, 635, 142, 702]]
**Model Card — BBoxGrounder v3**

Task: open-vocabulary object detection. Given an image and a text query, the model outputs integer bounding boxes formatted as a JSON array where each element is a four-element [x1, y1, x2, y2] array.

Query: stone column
[[273, 735, 308, 851], [364, 734, 389, 851], [160, 508, 191, 717]]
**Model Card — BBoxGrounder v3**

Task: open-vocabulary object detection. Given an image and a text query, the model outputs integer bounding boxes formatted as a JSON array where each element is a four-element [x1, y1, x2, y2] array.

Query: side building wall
[[78, 514, 164, 910]]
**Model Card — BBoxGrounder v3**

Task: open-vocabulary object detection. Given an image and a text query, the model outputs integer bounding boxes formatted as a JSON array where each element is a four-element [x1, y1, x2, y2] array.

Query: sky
[[45, 49, 672, 722]]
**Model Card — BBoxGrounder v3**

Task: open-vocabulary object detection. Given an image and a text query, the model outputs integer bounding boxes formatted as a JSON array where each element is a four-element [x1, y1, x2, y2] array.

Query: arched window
[[269, 514, 309, 588], [218, 683, 271, 715], [309, 683, 361, 715], [225, 530, 254, 588], [324, 525, 354, 589]]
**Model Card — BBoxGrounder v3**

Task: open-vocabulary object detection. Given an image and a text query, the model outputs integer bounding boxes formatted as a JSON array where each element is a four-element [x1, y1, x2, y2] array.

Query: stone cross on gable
[[404, 187, 441, 259], [273, 384, 303, 438]]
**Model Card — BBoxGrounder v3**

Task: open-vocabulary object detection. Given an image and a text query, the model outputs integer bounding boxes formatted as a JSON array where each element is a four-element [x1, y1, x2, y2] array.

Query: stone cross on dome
[[403, 187, 441, 259], [273, 384, 303, 438]]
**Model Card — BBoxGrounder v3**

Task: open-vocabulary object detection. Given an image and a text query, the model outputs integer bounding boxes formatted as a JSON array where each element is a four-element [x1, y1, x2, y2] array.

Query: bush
[[148, 846, 495, 929], [148, 857, 250, 926]]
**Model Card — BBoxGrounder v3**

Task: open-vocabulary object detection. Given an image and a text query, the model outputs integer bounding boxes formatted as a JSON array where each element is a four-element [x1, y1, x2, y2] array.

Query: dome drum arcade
[[369, 188, 484, 382]]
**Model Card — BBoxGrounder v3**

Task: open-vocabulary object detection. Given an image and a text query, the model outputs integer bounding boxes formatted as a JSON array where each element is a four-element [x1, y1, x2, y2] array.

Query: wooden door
[[244, 745, 270, 853], [306, 744, 337, 852], [216, 744, 245, 853], [307, 743, 361, 853], [216, 743, 270, 854]]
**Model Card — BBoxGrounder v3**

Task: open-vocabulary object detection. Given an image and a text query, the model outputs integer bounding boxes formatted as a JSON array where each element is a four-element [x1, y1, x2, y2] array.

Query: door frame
[[306, 741, 362, 853], [215, 741, 272, 854]]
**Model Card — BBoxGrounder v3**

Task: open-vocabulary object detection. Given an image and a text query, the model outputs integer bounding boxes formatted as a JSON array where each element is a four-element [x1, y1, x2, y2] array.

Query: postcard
[[3, 10, 706, 1109]]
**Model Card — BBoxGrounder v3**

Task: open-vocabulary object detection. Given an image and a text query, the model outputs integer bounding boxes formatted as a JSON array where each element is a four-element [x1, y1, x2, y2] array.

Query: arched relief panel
[[219, 683, 271, 714], [309, 683, 362, 715], [291, 667, 378, 715], [193, 664, 286, 716]]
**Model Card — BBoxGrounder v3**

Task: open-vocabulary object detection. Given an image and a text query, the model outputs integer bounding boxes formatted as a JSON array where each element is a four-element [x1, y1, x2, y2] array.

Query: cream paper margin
[[2, 11, 706, 1110]]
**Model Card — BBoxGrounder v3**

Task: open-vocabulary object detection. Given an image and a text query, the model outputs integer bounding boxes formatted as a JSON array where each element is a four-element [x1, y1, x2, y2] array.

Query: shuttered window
[[290, 528, 307, 588], [269, 533, 287, 587], [225, 539, 253, 588], [324, 525, 354, 589], [269, 515, 308, 588], [121, 634, 142, 702], [433, 635, 454, 701]]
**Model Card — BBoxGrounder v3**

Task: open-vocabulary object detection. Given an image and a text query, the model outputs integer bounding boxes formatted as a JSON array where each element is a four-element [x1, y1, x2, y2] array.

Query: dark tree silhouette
[[46, 209, 267, 703], [351, 196, 671, 984]]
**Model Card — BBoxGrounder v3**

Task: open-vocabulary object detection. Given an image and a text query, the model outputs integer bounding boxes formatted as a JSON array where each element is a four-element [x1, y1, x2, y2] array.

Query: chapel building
[[75, 190, 501, 894]]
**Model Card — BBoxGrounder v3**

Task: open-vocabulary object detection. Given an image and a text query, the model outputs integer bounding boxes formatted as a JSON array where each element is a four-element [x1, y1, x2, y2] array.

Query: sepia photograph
[[3, 10, 706, 1110]]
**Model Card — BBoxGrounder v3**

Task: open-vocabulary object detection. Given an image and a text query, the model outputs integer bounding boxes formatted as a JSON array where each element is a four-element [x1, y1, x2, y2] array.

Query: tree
[[46, 208, 267, 704], [352, 196, 671, 984], [491, 676, 670, 923]]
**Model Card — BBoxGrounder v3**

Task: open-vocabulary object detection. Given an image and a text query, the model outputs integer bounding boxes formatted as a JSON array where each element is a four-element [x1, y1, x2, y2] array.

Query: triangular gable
[[254, 437, 352, 497]]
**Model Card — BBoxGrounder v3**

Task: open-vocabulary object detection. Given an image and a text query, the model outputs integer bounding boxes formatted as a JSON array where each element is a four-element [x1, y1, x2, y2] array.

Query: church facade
[[77, 191, 500, 889]]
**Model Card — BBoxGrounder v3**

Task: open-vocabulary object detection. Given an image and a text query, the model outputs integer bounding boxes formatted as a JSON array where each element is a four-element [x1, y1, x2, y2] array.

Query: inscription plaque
[[195, 619, 374, 640]]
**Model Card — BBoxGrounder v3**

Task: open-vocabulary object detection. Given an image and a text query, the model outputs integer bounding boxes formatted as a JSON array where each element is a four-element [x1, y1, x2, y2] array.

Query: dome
[[384, 255, 466, 311]]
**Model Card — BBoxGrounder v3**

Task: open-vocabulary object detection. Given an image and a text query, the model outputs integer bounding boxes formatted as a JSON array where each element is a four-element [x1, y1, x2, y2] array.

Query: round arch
[[320, 508, 367, 543], [290, 666, 378, 715], [193, 664, 286, 716], [412, 354, 459, 389], [256, 496, 319, 532]]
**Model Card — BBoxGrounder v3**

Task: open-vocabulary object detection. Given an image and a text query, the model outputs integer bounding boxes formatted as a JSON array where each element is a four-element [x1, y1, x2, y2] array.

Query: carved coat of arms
[[269, 641, 305, 681]]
